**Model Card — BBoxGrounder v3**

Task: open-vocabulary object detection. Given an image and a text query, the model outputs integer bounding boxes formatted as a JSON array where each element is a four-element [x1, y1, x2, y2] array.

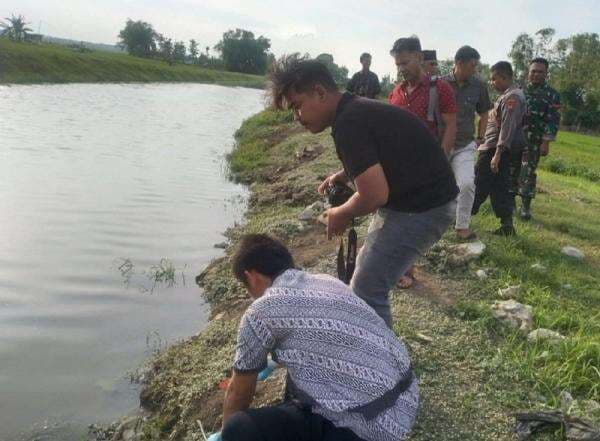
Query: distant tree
[[173, 41, 186, 63], [379, 74, 395, 97], [156, 34, 173, 64], [315, 53, 348, 87], [0, 14, 33, 42], [552, 33, 600, 130], [535, 27, 556, 59], [214, 28, 271, 74], [508, 33, 535, 83], [189, 39, 199, 62], [118, 19, 157, 57], [437, 59, 454, 77]]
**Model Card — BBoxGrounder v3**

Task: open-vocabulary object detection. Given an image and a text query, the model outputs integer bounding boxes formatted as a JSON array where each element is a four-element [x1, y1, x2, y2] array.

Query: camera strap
[[336, 220, 357, 284]]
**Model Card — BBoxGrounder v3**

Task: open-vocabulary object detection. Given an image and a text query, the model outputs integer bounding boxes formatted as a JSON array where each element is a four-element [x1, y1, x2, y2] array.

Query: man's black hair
[[530, 57, 549, 69], [360, 52, 372, 62], [422, 50, 437, 61], [231, 234, 295, 283], [269, 54, 338, 110], [454, 45, 481, 63], [491, 61, 513, 78], [390, 37, 422, 55]]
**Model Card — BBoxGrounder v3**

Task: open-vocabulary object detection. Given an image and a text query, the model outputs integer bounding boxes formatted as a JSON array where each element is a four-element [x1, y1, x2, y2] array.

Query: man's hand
[[540, 140, 550, 156], [318, 170, 347, 195], [490, 150, 502, 174], [326, 206, 352, 240], [443, 144, 454, 157]]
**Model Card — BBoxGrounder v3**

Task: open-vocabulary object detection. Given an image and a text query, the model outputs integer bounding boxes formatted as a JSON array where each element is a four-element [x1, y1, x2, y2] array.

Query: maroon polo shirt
[[388, 75, 457, 136]]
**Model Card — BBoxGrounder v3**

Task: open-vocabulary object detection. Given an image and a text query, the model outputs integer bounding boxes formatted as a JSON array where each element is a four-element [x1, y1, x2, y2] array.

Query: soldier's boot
[[494, 217, 516, 236], [520, 197, 532, 221]]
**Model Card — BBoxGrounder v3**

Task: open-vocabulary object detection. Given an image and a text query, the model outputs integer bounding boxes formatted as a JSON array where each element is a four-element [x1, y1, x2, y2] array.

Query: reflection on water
[[0, 83, 263, 440]]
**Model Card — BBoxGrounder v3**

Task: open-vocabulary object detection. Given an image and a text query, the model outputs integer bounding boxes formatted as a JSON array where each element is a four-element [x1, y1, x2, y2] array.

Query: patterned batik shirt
[[232, 269, 419, 441]]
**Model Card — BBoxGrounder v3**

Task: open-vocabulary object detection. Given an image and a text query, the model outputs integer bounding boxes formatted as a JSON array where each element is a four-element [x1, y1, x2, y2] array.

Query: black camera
[[326, 182, 355, 207]]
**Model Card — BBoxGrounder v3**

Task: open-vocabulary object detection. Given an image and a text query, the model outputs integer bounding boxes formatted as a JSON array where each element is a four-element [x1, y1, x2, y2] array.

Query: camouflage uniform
[[518, 82, 561, 198]]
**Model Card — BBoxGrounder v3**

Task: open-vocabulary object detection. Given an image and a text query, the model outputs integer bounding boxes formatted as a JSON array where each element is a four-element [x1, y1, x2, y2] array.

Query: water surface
[[0, 83, 263, 440]]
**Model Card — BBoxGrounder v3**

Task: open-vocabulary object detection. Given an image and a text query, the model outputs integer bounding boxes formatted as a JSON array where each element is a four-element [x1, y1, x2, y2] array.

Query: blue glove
[[257, 359, 279, 381], [207, 432, 222, 441]]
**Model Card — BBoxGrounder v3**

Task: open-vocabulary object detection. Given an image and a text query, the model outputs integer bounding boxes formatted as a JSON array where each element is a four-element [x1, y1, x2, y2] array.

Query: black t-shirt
[[331, 92, 458, 213]]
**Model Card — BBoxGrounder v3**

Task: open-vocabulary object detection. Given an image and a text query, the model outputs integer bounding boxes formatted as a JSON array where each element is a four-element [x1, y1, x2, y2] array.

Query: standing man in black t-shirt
[[346, 53, 381, 99], [269, 57, 457, 327]]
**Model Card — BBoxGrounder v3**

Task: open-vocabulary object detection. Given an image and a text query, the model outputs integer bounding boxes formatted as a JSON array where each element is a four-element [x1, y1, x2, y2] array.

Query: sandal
[[397, 267, 416, 289]]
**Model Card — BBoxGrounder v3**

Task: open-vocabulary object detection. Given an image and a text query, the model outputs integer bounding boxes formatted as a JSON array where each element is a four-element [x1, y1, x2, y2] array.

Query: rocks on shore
[[491, 300, 533, 332], [498, 285, 521, 299], [475, 269, 488, 280], [531, 263, 547, 272], [527, 328, 565, 345], [298, 201, 324, 221], [447, 241, 486, 267], [561, 246, 585, 260]]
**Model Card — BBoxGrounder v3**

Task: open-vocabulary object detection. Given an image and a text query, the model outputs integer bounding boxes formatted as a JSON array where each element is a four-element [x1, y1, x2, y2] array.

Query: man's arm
[[437, 80, 458, 154], [440, 112, 457, 154], [346, 73, 357, 93], [540, 90, 561, 156], [497, 95, 524, 150], [491, 95, 525, 173], [326, 163, 388, 239], [373, 74, 381, 97], [222, 371, 258, 426], [477, 111, 489, 143]]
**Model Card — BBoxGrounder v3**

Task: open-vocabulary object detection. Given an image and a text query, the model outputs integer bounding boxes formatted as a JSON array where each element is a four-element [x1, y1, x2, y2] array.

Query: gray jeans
[[350, 201, 456, 327]]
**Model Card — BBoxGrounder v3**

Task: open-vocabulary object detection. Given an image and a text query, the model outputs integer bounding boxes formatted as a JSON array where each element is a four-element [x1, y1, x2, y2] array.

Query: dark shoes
[[520, 197, 532, 221], [519, 208, 532, 221], [493, 225, 516, 236]]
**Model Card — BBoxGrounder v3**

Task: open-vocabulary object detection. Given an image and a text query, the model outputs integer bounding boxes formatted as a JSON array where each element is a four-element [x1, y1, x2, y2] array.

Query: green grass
[[0, 39, 265, 87], [539, 131, 600, 182], [466, 164, 600, 403]]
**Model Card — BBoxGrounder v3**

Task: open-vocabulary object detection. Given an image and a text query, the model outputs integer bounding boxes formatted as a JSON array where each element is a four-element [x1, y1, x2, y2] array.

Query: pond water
[[0, 83, 263, 440]]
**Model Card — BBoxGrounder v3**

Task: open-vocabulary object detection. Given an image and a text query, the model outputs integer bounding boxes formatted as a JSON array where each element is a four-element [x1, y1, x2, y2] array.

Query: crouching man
[[212, 234, 418, 441], [270, 56, 457, 327]]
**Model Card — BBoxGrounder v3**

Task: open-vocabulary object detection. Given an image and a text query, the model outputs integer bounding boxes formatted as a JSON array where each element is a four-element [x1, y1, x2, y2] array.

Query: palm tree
[[0, 15, 33, 42]]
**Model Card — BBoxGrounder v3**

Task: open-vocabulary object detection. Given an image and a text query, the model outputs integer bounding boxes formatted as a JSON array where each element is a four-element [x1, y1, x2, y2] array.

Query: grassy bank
[[0, 40, 265, 87], [111, 112, 599, 441]]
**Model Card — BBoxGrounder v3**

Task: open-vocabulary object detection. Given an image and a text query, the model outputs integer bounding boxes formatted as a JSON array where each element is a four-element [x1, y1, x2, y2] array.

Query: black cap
[[423, 50, 437, 61]]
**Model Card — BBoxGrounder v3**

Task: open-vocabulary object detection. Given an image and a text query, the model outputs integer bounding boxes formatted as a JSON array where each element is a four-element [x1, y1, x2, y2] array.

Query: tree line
[[117, 19, 350, 83], [508, 28, 600, 131], [4, 14, 599, 131]]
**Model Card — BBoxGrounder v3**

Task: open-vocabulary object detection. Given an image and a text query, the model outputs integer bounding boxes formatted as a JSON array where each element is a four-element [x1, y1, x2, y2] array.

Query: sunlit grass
[[0, 39, 265, 87]]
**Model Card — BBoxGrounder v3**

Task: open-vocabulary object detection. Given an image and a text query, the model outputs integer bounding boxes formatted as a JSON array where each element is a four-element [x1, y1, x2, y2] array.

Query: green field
[[464, 130, 600, 403], [0, 39, 265, 87]]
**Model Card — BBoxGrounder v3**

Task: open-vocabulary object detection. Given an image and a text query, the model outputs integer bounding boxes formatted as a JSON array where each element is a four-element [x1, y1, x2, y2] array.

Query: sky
[[5, 0, 600, 77]]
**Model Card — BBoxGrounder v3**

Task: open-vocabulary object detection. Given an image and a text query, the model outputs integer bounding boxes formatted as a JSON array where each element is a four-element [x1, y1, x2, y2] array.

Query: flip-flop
[[456, 231, 477, 242], [397, 274, 415, 289]]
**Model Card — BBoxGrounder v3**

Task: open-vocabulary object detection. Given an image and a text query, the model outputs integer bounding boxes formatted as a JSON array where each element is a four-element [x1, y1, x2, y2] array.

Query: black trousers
[[472, 148, 522, 221], [222, 401, 365, 441]]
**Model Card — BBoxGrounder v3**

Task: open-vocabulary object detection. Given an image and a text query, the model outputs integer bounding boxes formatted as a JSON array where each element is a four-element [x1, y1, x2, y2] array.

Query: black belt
[[348, 367, 415, 421], [288, 367, 414, 422]]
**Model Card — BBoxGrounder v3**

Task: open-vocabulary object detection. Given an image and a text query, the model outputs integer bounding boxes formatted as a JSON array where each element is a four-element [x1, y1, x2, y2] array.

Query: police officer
[[472, 61, 527, 236], [518, 57, 561, 220]]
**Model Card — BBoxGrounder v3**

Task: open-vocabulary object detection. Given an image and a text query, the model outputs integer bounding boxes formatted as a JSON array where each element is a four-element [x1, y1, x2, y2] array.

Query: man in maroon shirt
[[388, 37, 457, 288], [389, 37, 457, 154]]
